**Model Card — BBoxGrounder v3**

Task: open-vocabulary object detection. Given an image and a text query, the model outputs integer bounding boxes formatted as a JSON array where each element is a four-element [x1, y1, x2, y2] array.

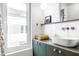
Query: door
[[32, 40, 39, 56], [33, 40, 47, 56], [38, 42, 47, 56]]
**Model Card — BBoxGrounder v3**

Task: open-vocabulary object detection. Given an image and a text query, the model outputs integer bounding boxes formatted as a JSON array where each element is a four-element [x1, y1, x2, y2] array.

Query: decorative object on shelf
[[60, 9, 64, 22], [35, 34, 49, 41], [44, 15, 51, 24]]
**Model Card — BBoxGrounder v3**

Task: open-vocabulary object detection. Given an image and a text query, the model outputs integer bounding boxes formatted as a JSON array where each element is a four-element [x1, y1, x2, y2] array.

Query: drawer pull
[[58, 50, 62, 54], [53, 48, 56, 52]]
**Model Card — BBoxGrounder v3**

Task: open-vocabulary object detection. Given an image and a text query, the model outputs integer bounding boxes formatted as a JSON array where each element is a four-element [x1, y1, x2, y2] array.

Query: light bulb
[[40, 3, 47, 10]]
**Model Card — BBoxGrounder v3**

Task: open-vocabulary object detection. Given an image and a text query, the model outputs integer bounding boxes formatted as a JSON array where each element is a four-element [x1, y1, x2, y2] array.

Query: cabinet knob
[[39, 43, 41, 45], [58, 50, 62, 54], [53, 48, 56, 52]]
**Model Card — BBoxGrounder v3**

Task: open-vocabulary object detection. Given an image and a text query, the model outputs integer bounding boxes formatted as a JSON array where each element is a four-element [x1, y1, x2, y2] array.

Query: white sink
[[53, 36, 79, 47]]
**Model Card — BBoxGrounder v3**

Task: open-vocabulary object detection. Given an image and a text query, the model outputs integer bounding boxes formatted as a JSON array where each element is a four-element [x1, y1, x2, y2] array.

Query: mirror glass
[[60, 3, 79, 21]]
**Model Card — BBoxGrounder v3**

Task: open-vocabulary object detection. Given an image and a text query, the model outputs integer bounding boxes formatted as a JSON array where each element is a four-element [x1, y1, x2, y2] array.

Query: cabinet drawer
[[55, 47, 79, 56], [46, 45, 58, 56], [47, 44, 79, 56], [61, 49, 79, 56]]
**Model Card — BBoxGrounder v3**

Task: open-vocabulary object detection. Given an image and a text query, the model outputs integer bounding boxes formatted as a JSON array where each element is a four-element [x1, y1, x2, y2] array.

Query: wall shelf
[[41, 19, 79, 25]]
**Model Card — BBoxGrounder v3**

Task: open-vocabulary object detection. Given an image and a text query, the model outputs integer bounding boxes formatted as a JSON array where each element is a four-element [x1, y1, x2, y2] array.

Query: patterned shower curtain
[[0, 3, 6, 56], [0, 32, 5, 56]]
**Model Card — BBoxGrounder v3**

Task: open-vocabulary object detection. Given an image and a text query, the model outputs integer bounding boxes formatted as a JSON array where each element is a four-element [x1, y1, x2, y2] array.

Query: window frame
[[0, 3, 31, 55]]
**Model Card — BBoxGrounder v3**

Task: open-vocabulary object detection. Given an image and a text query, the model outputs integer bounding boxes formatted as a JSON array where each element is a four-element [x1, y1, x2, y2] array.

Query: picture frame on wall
[[44, 15, 51, 24]]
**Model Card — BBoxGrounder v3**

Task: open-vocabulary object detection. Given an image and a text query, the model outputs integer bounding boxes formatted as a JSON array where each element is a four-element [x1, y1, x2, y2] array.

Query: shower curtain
[[0, 32, 5, 56], [0, 3, 7, 56]]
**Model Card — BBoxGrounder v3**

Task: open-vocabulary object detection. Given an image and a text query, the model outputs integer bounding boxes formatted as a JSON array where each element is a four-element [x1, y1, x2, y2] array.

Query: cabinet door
[[56, 47, 79, 56], [38, 42, 47, 56], [62, 49, 79, 56], [32, 40, 39, 56], [46, 45, 58, 56]]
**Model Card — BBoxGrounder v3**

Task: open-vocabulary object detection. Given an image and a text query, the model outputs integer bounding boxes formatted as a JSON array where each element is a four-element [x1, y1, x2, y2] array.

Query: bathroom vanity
[[32, 39, 79, 56], [32, 3, 79, 56]]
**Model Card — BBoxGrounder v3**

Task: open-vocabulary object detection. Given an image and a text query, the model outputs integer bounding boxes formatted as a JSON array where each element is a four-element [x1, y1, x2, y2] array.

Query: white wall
[[43, 3, 60, 23], [31, 3, 44, 38], [43, 24, 56, 39], [60, 3, 79, 20], [31, 3, 61, 39], [67, 3, 79, 20], [44, 21, 79, 40]]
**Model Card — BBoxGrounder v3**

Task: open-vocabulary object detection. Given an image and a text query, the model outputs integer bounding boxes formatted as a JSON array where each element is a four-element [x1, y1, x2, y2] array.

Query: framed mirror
[[60, 3, 79, 22]]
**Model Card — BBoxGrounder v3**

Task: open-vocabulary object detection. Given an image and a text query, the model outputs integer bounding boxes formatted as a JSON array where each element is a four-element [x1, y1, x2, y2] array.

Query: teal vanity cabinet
[[32, 40, 47, 56], [32, 40, 79, 56]]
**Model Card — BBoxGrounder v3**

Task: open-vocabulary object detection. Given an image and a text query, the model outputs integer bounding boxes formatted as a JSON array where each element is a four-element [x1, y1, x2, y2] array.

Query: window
[[6, 3, 31, 53], [7, 3, 27, 48]]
